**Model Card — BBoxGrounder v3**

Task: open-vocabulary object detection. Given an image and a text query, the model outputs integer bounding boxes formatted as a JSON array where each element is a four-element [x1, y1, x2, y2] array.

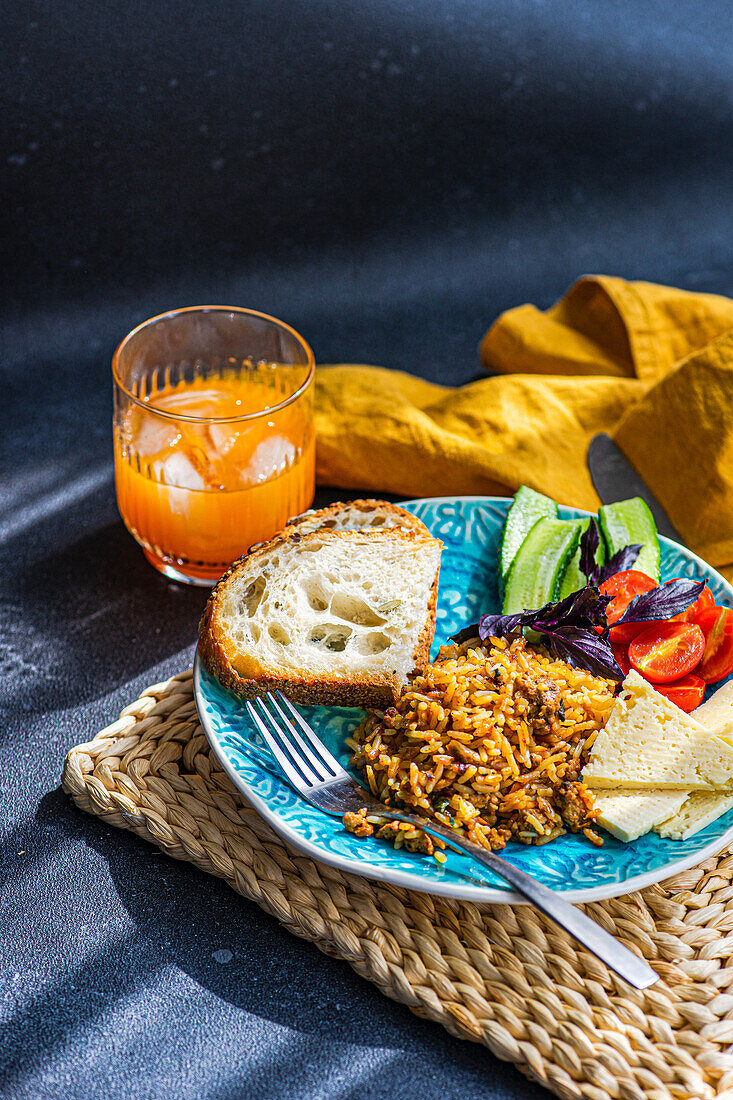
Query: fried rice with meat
[[344, 634, 616, 854]]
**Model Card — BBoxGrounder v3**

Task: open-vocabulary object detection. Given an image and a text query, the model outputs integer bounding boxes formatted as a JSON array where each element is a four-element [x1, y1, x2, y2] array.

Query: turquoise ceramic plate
[[194, 496, 733, 903]]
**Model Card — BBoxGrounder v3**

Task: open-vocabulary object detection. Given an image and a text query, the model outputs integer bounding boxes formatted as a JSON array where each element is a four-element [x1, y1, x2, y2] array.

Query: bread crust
[[197, 503, 441, 709], [275, 498, 428, 543]]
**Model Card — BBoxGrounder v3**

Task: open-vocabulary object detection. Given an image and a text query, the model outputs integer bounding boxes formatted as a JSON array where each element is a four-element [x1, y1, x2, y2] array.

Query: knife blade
[[587, 433, 686, 545]]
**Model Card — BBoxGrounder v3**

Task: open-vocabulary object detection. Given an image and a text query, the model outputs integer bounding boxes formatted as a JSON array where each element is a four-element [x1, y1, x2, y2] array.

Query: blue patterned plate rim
[[194, 495, 733, 904]]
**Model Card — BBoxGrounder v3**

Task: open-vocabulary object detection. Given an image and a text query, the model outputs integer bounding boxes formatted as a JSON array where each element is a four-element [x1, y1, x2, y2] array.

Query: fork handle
[[369, 808, 658, 990]]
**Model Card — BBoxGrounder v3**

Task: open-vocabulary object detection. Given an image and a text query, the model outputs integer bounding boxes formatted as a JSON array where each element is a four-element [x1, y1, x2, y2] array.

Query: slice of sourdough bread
[[198, 520, 442, 707]]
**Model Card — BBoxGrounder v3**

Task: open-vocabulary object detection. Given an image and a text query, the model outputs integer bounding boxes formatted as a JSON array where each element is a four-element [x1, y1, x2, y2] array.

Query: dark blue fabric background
[[2, 2, 733, 1097]]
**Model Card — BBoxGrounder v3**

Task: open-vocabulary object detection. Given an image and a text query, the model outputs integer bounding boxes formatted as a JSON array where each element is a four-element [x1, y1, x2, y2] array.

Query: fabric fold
[[481, 275, 733, 382], [314, 276, 733, 578]]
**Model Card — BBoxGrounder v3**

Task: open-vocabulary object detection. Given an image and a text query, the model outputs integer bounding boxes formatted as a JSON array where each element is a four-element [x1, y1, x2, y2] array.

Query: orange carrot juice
[[114, 374, 315, 583]]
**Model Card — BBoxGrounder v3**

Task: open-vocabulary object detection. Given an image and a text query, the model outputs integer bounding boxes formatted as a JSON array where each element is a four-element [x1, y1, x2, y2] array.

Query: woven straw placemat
[[62, 670, 733, 1100]]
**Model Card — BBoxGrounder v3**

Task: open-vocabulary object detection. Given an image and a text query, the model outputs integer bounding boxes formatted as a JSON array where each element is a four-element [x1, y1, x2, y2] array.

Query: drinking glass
[[113, 306, 315, 585]]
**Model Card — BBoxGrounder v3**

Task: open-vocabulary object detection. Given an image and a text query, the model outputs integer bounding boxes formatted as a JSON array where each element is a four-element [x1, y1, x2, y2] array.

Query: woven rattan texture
[[62, 671, 733, 1100]]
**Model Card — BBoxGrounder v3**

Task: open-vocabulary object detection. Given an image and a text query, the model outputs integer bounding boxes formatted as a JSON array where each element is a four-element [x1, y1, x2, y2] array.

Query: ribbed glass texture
[[112, 307, 315, 584]]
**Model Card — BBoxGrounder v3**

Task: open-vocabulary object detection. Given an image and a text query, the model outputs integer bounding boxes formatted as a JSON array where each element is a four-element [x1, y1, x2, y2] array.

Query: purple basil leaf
[[451, 609, 539, 643], [477, 608, 539, 640], [538, 625, 625, 680], [531, 584, 611, 629], [450, 584, 621, 680], [597, 544, 642, 584], [579, 519, 601, 584], [617, 579, 705, 624], [451, 585, 612, 644]]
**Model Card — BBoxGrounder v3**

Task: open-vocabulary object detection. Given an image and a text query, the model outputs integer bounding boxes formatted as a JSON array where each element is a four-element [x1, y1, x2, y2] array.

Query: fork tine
[[253, 696, 323, 787], [265, 694, 336, 781], [245, 700, 318, 788], [274, 691, 344, 777]]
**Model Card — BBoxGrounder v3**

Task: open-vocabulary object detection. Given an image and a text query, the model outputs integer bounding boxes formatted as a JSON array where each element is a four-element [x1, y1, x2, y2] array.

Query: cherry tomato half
[[628, 621, 706, 683], [696, 606, 733, 683], [654, 674, 706, 713], [610, 621, 649, 645], [601, 570, 658, 645], [663, 578, 715, 624]]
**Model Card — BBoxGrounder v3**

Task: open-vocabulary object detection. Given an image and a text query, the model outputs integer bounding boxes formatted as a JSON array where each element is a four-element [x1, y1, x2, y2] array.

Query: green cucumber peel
[[498, 486, 558, 591]]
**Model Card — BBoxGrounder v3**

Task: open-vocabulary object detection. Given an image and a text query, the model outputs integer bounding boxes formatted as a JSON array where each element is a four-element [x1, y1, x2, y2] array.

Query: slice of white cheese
[[583, 671, 733, 790], [654, 791, 733, 840], [696, 680, 733, 738], [651, 685, 733, 839], [587, 678, 733, 842], [591, 789, 689, 842]]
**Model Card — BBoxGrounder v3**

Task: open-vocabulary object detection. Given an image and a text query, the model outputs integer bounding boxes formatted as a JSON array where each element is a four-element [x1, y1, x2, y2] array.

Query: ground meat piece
[[524, 674, 562, 720], [403, 831, 436, 855], [343, 809, 374, 837], [486, 826, 511, 851], [374, 820, 437, 855], [374, 820, 400, 842], [555, 781, 600, 838]]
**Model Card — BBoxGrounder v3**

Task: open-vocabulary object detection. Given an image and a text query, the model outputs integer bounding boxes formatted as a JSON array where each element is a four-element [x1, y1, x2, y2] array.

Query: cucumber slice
[[498, 487, 558, 589], [598, 497, 660, 582], [557, 518, 606, 599], [502, 518, 583, 614]]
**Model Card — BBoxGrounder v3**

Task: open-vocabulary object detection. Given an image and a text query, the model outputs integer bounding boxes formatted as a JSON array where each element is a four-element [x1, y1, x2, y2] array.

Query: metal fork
[[246, 691, 659, 990]]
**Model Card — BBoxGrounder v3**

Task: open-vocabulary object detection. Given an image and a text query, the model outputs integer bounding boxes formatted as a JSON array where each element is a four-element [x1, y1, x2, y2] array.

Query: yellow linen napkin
[[314, 276, 733, 579]]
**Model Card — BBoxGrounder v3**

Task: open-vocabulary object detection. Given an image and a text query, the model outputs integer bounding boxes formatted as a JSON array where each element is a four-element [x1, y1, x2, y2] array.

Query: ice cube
[[125, 408, 182, 457], [207, 421, 247, 457], [153, 451, 208, 491], [240, 435, 296, 486], [202, 425, 297, 489], [176, 426, 222, 488]]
